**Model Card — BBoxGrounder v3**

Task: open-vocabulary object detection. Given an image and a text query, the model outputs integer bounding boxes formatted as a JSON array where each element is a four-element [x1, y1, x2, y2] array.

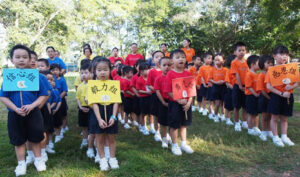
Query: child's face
[[234, 46, 246, 59], [214, 55, 224, 67], [37, 61, 49, 71], [80, 69, 90, 82], [51, 68, 60, 77], [84, 49, 91, 57], [183, 40, 190, 48], [252, 61, 259, 71], [95, 62, 110, 80], [125, 71, 133, 79], [273, 53, 288, 65], [30, 54, 37, 68], [161, 45, 167, 52], [46, 74, 55, 88], [47, 48, 55, 59], [204, 55, 212, 65], [11, 49, 31, 68], [172, 53, 186, 69], [141, 69, 148, 77], [264, 60, 274, 71], [55, 51, 60, 58], [153, 52, 164, 66], [194, 57, 201, 66], [131, 45, 138, 53], [160, 59, 170, 74], [113, 49, 118, 56]]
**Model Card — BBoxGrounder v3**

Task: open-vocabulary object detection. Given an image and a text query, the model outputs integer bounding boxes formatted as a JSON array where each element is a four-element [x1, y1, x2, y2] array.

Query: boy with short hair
[[188, 55, 202, 112], [37, 58, 50, 72]]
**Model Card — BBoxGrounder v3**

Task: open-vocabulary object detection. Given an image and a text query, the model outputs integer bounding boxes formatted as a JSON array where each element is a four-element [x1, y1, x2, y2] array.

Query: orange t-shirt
[[265, 70, 294, 93], [188, 66, 198, 78], [257, 72, 270, 93], [164, 52, 170, 58], [197, 65, 212, 85], [245, 71, 259, 95], [225, 69, 236, 86], [208, 66, 227, 82], [230, 59, 249, 85], [181, 48, 195, 63]]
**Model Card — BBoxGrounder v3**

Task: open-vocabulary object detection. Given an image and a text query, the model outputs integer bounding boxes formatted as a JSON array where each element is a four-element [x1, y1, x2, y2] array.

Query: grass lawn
[[0, 76, 299, 176]]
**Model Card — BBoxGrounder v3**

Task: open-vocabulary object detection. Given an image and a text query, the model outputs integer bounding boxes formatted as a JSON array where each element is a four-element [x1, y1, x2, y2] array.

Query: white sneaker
[[65, 126, 69, 131], [124, 123, 131, 129], [15, 161, 26, 176], [108, 158, 119, 169], [248, 129, 255, 136], [273, 136, 285, 147], [150, 127, 156, 134], [226, 118, 234, 125], [25, 155, 34, 166], [95, 153, 100, 163], [252, 127, 261, 135], [128, 119, 132, 124], [42, 152, 48, 162], [259, 132, 267, 141], [192, 106, 196, 112], [220, 114, 226, 121], [118, 114, 122, 121], [242, 122, 248, 129], [202, 109, 208, 116], [213, 115, 220, 123], [120, 119, 125, 124], [267, 131, 274, 138], [48, 142, 54, 149], [171, 144, 182, 156], [142, 129, 149, 136], [34, 157, 46, 172], [46, 146, 55, 154], [99, 158, 109, 171], [54, 135, 62, 143], [133, 121, 139, 127], [139, 125, 143, 132], [104, 146, 110, 160], [198, 107, 203, 113], [162, 138, 168, 148], [154, 133, 162, 142], [281, 136, 295, 146], [86, 148, 95, 158], [166, 134, 172, 145], [180, 144, 194, 154], [80, 139, 88, 149], [234, 123, 242, 132], [208, 113, 214, 119]]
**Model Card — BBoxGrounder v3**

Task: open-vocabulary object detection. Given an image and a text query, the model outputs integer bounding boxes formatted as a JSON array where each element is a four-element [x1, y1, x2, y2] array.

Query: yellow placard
[[88, 80, 122, 105]]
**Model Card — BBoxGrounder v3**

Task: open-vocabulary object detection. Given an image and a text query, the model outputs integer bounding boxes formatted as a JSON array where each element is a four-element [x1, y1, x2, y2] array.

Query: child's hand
[[196, 85, 200, 89], [282, 92, 290, 98], [203, 84, 208, 88], [107, 118, 115, 127], [239, 85, 245, 91], [182, 102, 191, 111], [98, 119, 107, 129], [285, 84, 293, 91], [81, 107, 89, 113], [53, 109, 58, 115], [254, 93, 259, 97], [163, 102, 168, 107], [21, 104, 35, 115], [177, 99, 187, 105], [15, 108, 26, 117]]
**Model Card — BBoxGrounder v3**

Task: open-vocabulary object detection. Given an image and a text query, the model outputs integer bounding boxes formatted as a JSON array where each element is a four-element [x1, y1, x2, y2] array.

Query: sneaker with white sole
[[198, 107, 203, 113], [25, 155, 34, 166], [120, 119, 125, 124], [128, 120, 132, 124], [46, 146, 55, 154], [213, 115, 220, 123], [202, 109, 208, 116], [86, 148, 95, 158], [54, 135, 62, 143], [108, 157, 119, 169], [226, 118, 234, 125], [192, 105, 196, 112], [162, 138, 168, 148], [252, 127, 261, 135], [248, 129, 255, 136], [171, 144, 182, 156], [142, 129, 149, 136], [99, 158, 109, 171], [95, 153, 100, 163], [104, 146, 110, 160], [34, 157, 46, 172], [242, 122, 248, 129], [150, 128, 156, 134], [15, 161, 26, 176], [220, 114, 226, 121], [234, 123, 242, 132], [139, 125, 143, 132], [181, 144, 194, 154], [208, 113, 214, 119], [41, 152, 48, 162], [154, 133, 162, 142], [272, 136, 285, 147], [80, 139, 88, 149], [267, 131, 274, 139], [133, 121, 139, 127], [281, 136, 295, 146], [166, 134, 172, 144], [48, 142, 54, 149], [259, 132, 267, 141], [124, 123, 131, 129]]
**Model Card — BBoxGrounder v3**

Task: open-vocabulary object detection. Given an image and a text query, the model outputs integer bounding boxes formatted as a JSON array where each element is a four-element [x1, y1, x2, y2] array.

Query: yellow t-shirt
[[76, 82, 88, 106], [75, 75, 82, 88]]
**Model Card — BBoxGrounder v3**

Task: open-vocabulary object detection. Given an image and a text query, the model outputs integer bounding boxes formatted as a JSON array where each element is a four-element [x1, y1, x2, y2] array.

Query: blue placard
[[3, 69, 39, 91]]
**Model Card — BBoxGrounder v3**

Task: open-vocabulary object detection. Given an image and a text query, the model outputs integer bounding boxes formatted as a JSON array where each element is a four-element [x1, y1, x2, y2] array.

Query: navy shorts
[[139, 96, 151, 115], [232, 84, 246, 109], [199, 84, 207, 97], [60, 97, 68, 117], [124, 97, 134, 114], [246, 95, 259, 115], [168, 101, 192, 129], [196, 89, 202, 102], [8, 108, 44, 146], [150, 93, 159, 117], [212, 84, 226, 101], [133, 96, 141, 116], [267, 93, 294, 117], [41, 105, 54, 133], [121, 93, 125, 105], [258, 94, 270, 113], [158, 100, 169, 126], [53, 108, 62, 128], [206, 87, 214, 101], [224, 88, 233, 111], [78, 107, 90, 127], [89, 104, 118, 134]]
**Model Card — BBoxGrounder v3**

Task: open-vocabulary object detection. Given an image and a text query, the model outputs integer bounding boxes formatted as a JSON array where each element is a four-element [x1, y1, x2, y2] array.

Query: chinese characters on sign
[[268, 63, 300, 87], [88, 80, 121, 105], [172, 76, 196, 100], [3, 69, 39, 91]]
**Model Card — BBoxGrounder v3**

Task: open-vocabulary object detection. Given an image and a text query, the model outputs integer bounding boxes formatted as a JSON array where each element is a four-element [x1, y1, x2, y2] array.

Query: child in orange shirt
[[209, 53, 227, 123], [230, 42, 249, 131], [265, 46, 298, 147], [188, 55, 202, 112], [181, 38, 195, 63], [245, 55, 261, 136]]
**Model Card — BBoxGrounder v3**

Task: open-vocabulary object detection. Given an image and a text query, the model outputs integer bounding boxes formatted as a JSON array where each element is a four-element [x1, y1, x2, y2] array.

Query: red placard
[[172, 76, 196, 100]]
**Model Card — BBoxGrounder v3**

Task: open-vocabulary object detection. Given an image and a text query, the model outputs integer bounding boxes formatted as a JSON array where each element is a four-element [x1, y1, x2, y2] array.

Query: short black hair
[[272, 45, 289, 55], [152, 50, 164, 58], [80, 63, 90, 71], [112, 47, 118, 51], [192, 55, 200, 61], [139, 62, 150, 71], [83, 47, 92, 55], [92, 57, 112, 79], [131, 43, 138, 46], [37, 58, 49, 66], [202, 52, 212, 61], [123, 66, 133, 74], [50, 63, 61, 71], [170, 49, 186, 59], [9, 44, 31, 59], [83, 43, 91, 48], [215, 53, 225, 60], [159, 57, 170, 65], [81, 59, 91, 67], [188, 63, 194, 67], [117, 64, 124, 76], [247, 55, 259, 68], [30, 50, 38, 58], [184, 38, 191, 44], [259, 55, 274, 70], [234, 42, 246, 51], [160, 43, 167, 47], [224, 55, 236, 68], [46, 46, 55, 52]]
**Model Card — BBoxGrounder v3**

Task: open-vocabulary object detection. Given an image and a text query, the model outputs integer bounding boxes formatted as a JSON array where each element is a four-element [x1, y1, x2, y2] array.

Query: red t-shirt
[[154, 74, 169, 100], [111, 69, 117, 79], [147, 68, 162, 93], [113, 75, 122, 81], [125, 53, 144, 66], [109, 56, 124, 65], [164, 70, 192, 101], [136, 76, 151, 97], [119, 78, 126, 91], [130, 74, 139, 88], [122, 78, 134, 98]]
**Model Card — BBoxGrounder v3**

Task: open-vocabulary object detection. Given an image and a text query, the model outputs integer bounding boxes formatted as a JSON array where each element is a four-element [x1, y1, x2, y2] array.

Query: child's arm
[[285, 83, 298, 91], [226, 82, 233, 89], [201, 77, 207, 87], [77, 99, 89, 112], [247, 87, 259, 97], [235, 73, 244, 90], [125, 90, 134, 97], [156, 90, 168, 107], [108, 103, 119, 127], [53, 102, 61, 114], [139, 90, 152, 95], [60, 91, 67, 98], [148, 85, 155, 92], [0, 97, 26, 116], [210, 79, 225, 85], [132, 87, 140, 97], [267, 83, 290, 98], [261, 90, 270, 99], [183, 97, 193, 111], [50, 102, 57, 109], [92, 103, 107, 128], [39, 90, 51, 109], [47, 103, 52, 114], [21, 96, 48, 115]]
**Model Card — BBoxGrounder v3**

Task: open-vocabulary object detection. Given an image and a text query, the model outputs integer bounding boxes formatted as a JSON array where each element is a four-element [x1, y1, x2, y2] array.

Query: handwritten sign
[[268, 63, 300, 87], [88, 80, 121, 105], [3, 69, 39, 91], [172, 76, 196, 100]]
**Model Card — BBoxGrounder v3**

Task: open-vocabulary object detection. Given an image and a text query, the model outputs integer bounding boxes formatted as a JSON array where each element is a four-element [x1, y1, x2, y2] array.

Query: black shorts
[[168, 101, 192, 129], [133, 96, 140, 116], [121, 93, 125, 105], [267, 93, 294, 117], [8, 108, 44, 146], [196, 89, 202, 102], [212, 84, 226, 101], [150, 93, 159, 117], [78, 107, 90, 127], [258, 93, 270, 113], [246, 95, 259, 115], [158, 100, 169, 126], [124, 97, 134, 114], [232, 84, 246, 109], [41, 105, 54, 133], [206, 87, 214, 101], [53, 108, 62, 128], [199, 84, 207, 97], [89, 104, 118, 134], [139, 96, 151, 115], [60, 97, 68, 117], [224, 88, 233, 111]]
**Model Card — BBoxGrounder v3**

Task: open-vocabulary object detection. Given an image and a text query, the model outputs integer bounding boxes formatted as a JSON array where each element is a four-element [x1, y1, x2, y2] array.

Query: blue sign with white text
[[3, 69, 39, 91]]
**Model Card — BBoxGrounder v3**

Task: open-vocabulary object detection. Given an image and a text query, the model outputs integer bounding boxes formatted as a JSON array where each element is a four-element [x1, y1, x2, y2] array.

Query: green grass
[[0, 76, 299, 176]]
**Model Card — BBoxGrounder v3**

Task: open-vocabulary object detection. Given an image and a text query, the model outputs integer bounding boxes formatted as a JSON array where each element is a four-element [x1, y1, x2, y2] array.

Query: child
[[50, 64, 68, 142], [245, 55, 261, 136], [30, 50, 38, 68], [181, 38, 195, 63], [165, 49, 194, 156], [111, 60, 122, 79], [209, 53, 227, 123], [37, 58, 50, 72], [257, 55, 274, 141], [147, 51, 164, 141], [76, 63, 91, 149], [154, 57, 172, 148], [224, 55, 236, 125], [114, 64, 125, 124], [196, 53, 213, 116], [90, 57, 119, 170], [230, 42, 249, 131], [265, 46, 298, 147], [0, 44, 49, 176], [188, 55, 202, 112], [75, 59, 92, 91], [136, 63, 152, 135]]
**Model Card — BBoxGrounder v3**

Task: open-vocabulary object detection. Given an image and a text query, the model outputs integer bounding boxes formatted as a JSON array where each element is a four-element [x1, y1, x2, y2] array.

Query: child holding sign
[[0, 44, 49, 176], [165, 49, 194, 156], [90, 58, 119, 171], [265, 46, 299, 147]]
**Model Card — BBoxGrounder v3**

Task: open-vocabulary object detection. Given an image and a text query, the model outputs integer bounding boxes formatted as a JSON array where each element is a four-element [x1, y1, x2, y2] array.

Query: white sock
[[268, 131, 273, 135], [18, 160, 25, 165], [88, 147, 93, 151], [181, 140, 186, 146], [261, 131, 266, 135], [162, 137, 167, 142], [172, 143, 178, 147], [243, 121, 247, 124], [35, 156, 42, 161], [273, 135, 279, 139], [281, 134, 287, 139], [150, 123, 154, 129], [28, 150, 34, 157], [49, 140, 53, 144], [41, 148, 46, 155]]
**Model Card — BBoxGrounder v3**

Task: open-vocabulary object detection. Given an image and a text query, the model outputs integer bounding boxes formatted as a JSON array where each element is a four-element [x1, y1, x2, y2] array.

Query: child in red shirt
[[125, 43, 144, 66], [188, 55, 202, 112], [113, 64, 125, 124]]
